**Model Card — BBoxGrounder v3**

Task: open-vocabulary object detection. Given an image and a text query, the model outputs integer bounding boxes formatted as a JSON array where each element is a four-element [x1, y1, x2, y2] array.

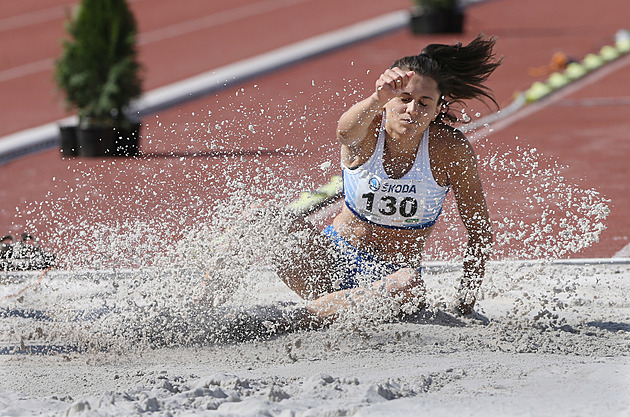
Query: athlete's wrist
[[368, 92, 388, 108]]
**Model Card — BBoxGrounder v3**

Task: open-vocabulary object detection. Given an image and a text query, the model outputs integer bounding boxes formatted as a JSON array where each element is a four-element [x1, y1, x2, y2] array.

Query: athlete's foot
[[303, 268, 426, 324], [278, 306, 327, 332], [241, 202, 266, 221], [376, 267, 426, 302]]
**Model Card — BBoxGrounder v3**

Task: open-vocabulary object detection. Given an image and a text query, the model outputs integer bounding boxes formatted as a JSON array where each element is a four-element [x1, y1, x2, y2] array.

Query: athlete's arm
[[337, 68, 415, 165], [445, 131, 493, 315], [336, 94, 383, 148]]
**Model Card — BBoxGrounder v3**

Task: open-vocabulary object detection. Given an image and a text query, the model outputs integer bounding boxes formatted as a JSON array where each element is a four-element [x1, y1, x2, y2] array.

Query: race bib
[[344, 170, 433, 229]]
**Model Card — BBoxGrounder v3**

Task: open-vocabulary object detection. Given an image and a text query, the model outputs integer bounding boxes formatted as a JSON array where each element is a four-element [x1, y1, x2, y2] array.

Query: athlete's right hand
[[374, 67, 415, 103]]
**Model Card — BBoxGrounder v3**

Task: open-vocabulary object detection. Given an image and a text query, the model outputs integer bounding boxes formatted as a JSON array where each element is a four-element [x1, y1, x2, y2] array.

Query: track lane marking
[[0, 0, 314, 84], [466, 51, 630, 142], [138, 0, 313, 45], [0, 4, 69, 32], [464, 52, 630, 258]]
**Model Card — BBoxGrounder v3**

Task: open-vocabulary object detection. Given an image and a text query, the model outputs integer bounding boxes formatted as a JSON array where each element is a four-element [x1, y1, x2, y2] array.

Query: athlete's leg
[[304, 267, 426, 325], [269, 213, 345, 300]]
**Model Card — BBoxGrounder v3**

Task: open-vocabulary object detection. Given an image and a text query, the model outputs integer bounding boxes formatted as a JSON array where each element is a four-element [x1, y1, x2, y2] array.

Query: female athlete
[[271, 34, 501, 325]]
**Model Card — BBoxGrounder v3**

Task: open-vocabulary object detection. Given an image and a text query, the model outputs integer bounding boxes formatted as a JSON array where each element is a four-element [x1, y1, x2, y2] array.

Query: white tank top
[[343, 119, 450, 229]]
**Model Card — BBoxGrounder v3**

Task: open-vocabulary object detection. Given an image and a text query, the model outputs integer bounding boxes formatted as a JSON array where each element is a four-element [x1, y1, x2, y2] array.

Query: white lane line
[[138, 0, 312, 45], [465, 51, 630, 141], [0, 4, 69, 32], [613, 243, 630, 258], [133, 10, 409, 115], [3, 257, 629, 282], [0, 58, 54, 83], [555, 96, 630, 107], [0, 0, 313, 83], [0, 10, 408, 164], [463, 52, 630, 260], [0, 0, 142, 31]]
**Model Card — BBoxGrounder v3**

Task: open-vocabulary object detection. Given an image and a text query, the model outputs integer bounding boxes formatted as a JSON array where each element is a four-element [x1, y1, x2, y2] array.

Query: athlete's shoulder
[[341, 114, 382, 169], [429, 121, 472, 152]]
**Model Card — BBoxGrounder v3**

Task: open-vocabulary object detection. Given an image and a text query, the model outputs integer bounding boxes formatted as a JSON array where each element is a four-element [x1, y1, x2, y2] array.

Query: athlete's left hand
[[454, 300, 475, 316]]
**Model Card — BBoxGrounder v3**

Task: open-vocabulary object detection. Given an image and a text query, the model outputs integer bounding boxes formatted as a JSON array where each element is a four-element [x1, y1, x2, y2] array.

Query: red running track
[[0, 0, 629, 262]]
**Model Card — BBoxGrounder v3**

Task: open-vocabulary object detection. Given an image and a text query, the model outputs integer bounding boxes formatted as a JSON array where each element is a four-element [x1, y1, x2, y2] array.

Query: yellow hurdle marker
[[524, 31, 630, 104], [583, 53, 605, 70], [285, 175, 343, 216], [617, 35, 630, 54], [200, 176, 345, 301], [524, 81, 553, 103], [564, 62, 588, 80], [600, 45, 620, 62], [209, 175, 343, 248], [546, 72, 570, 89]]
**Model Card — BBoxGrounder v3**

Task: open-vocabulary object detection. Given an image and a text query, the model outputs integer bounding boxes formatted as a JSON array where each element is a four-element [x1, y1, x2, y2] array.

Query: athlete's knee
[[377, 268, 425, 301]]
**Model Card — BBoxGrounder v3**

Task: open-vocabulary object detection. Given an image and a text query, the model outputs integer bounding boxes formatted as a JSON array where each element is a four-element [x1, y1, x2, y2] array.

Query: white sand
[[1, 260, 629, 416]]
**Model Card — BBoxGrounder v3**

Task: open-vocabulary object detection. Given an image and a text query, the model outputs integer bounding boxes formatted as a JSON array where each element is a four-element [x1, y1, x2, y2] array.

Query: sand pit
[[1, 259, 628, 416]]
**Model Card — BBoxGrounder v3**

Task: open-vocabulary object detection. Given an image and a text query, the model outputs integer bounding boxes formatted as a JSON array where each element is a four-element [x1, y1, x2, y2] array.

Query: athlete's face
[[384, 74, 441, 137]]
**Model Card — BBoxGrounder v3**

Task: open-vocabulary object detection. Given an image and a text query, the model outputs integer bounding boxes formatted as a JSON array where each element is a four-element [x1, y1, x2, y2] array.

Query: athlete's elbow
[[468, 220, 493, 249], [336, 129, 359, 147], [479, 221, 493, 247], [336, 128, 349, 144]]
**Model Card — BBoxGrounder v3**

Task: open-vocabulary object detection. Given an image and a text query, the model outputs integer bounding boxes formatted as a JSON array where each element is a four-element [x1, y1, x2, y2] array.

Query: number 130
[[361, 193, 418, 217]]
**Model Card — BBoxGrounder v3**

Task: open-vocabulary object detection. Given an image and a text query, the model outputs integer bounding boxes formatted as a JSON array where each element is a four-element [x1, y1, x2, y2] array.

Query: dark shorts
[[323, 225, 422, 291]]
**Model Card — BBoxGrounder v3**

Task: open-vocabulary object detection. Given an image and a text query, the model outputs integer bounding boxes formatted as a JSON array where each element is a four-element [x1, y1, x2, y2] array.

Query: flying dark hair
[[390, 34, 503, 122]]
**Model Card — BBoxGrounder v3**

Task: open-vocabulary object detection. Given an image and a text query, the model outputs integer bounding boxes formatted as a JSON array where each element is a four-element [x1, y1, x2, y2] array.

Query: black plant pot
[[59, 125, 78, 157], [113, 122, 141, 156], [409, 9, 464, 34], [77, 126, 114, 157]]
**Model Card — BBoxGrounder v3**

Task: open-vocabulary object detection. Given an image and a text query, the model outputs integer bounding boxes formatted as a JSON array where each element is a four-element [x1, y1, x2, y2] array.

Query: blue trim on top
[[342, 170, 442, 230], [344, 202, 440, 230], [323, 225, 401, 269]]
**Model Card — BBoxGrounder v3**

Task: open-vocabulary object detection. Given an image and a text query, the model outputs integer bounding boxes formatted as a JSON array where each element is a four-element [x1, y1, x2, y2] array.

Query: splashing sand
[[1, 82, 626, 416]]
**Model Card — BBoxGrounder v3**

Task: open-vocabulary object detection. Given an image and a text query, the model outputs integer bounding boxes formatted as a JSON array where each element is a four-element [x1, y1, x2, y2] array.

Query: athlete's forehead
[[402, 74, 440, 100], [399, 91, 436, 101]]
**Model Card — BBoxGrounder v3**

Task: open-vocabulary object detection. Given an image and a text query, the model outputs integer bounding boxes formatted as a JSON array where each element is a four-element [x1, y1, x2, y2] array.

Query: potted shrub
[[409, 0, 465, 34], [55, 0, 143, 157]]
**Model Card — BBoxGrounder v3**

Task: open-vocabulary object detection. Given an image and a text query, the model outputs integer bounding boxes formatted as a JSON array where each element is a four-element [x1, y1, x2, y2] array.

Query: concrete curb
[[0, 10, 409, 166], [1, 258, 629, 283], [459, 29, 629, 138]]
